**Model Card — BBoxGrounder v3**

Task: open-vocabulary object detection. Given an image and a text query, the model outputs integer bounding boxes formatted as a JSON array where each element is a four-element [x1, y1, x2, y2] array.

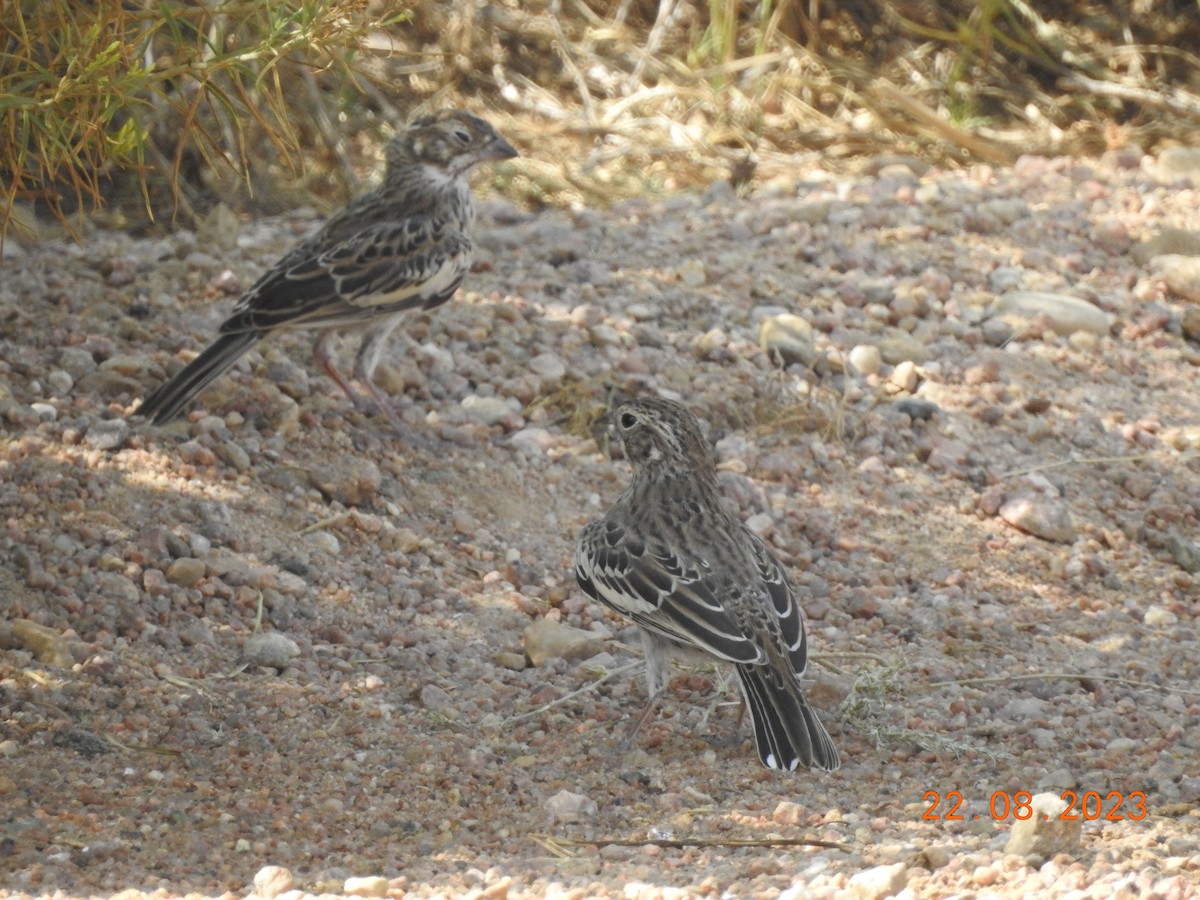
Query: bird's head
[[391, 109, 518, 177], [609, 397, 715, 481]]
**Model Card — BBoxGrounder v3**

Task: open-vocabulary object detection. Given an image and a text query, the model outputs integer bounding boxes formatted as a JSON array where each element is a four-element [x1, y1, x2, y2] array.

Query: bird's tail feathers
[[736, 664, 840, 772], [135, 331, 262, 425]]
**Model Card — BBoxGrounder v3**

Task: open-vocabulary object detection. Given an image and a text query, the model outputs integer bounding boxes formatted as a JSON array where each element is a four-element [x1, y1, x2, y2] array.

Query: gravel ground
[[2, 146, 1200, 899]]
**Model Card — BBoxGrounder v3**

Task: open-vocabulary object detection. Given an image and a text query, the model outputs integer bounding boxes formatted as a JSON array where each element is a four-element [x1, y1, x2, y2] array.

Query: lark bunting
[[135, 109, 517, 426], [575, 397, 840, 772]]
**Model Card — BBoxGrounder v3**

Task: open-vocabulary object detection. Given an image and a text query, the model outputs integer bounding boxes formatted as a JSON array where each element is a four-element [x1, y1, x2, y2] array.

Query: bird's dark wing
[[576, 518, 766, 665], [221, 215, 471, 333], [745, 524, 809, 677]]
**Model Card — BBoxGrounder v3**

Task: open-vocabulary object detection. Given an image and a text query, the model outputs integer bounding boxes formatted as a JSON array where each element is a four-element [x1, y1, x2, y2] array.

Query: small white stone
[[1143, 605, 1178, 626], [460, 395, 513, 426], [847, 344, 882, 376], [253, 865, 295, 900], [343, 875, 390, 897], [847, 862, 909, 900]]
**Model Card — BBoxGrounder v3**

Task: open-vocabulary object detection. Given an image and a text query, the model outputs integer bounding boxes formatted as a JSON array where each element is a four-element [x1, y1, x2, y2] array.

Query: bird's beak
[[486, 135, 519, 162]]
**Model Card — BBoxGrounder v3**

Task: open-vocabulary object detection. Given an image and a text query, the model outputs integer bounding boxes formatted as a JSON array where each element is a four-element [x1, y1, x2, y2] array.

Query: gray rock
[[527, 352, 567, 384], [242, 632, 301, 670], [419, 682, 457, 715], [307, 457, 381, 506], [989, 291, 1114, 336], [892, 398, 938, 421], [876, 332, 930, 365], [524, 617, 606, 667], [543, 789, 598, 824], [1167, 534, 1200, 573], [216, 440, 251, 473], [999, 496, 1076, 543], [58, 346, 98, 380], [1004, 791, 1083, 859], [460, 394, 515, 426], [84, 418, 130, 450]]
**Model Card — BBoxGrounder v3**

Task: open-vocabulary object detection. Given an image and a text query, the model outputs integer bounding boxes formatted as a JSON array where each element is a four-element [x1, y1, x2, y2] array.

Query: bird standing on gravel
[[575, 397, 840, 772], [134, 109, 517, 427]]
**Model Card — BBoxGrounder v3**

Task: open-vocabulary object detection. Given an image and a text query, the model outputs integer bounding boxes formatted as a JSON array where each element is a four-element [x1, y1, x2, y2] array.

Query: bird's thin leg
[[313, 330, 408, 431], [619, 688, 664, 750], [314, 331, 368, 408], [616, 632, 672, 750]]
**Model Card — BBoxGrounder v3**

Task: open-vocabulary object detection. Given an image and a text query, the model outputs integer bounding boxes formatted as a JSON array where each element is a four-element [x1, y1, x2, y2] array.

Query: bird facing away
[[134, 109, 517, 426], [575, 397, 840, 772]]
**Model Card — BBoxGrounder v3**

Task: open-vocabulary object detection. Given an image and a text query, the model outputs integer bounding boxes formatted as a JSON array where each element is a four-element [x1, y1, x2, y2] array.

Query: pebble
[[8, 619, 73, 667], [674, 258, 707, 285], [165, 557, 206, 587], [875, 332, 930, 365], [1005, 792, 1082, 859], [772, 801, 806, 826], [989, 291, 1114, 336], [1181, 307, 1200, 342], [759, 314, 817, 367], [343, 876, 390, 897], [524, 617, 606, 667], [847, 344, 882, 376], [461, 394, 515, 426], [1152, 254, 1200, 303], [493, 651, 527, 671], [216, 440, 251, 472], [253, 865, 295, 900], [419, 682, 457, 714], [509, 426, 555, 455], [999, 495, 1076, 543], [242, 632, 301, 670], [1132, 227, 1200, 264], [527, 351, 567, 384], [543, 789, 598, 824], [888, 360, 919, 393], [84, 418, 130, 450], [1154, 146, 1200, 182], [307, 457, 381, 506], [847, 863, 908, 900]]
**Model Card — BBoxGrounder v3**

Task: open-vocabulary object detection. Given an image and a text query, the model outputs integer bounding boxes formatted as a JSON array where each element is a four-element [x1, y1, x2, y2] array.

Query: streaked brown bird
[[575, 397, 840, 772], [134, 109, 517, 426]]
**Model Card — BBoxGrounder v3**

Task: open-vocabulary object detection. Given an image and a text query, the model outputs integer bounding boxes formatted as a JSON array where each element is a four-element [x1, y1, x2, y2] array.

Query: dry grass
[[3, 0, 1199, 242]]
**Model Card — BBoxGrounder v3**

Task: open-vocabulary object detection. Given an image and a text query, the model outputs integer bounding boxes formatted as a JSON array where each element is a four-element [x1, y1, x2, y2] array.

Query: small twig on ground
[[502, 661, 644, 725], [931, 672, 1200, 697], [1000, 451, 1197, 479], [534, 833, 850, 851]]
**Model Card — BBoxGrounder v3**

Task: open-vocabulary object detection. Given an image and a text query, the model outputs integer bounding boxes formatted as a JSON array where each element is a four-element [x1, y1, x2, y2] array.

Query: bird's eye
[[619, 412, 638, 429], [452, 128, 471, 144]]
